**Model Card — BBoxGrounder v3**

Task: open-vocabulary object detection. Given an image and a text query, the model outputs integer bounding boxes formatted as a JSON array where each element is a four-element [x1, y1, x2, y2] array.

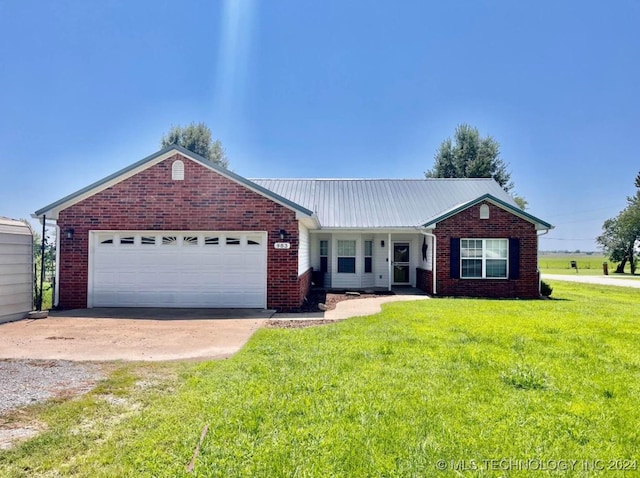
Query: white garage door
[[89, 231, 267, 308]]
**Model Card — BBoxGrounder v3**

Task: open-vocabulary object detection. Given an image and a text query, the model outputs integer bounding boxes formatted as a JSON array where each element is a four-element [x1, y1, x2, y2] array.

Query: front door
[[393, 242, 410, 284]]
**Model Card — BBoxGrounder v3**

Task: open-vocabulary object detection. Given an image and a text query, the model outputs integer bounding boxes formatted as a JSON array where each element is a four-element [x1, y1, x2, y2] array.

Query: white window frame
[[337, 239, 357, 274], [460, 238, 508, 279], [363, 240, 373, 273]]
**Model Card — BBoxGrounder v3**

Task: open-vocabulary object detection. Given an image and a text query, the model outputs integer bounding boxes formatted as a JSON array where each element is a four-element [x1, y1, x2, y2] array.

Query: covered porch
[[308, 231, 434, 290]]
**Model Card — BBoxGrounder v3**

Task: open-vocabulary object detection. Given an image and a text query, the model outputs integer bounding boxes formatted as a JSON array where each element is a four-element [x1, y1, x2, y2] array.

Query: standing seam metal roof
[[250, 178, 523, 229]]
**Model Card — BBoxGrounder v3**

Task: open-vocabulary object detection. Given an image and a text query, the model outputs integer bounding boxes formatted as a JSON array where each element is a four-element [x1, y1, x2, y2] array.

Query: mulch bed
[[298, 289, 393, 312], [265, 289, 393, 329]]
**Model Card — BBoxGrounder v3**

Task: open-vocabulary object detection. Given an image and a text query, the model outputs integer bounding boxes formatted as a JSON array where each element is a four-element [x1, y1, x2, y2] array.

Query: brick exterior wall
[[56, 153, 305, 311], [416, 267, 432, 294], [297, 267, 313, 306], [417, 201, 540, 299]]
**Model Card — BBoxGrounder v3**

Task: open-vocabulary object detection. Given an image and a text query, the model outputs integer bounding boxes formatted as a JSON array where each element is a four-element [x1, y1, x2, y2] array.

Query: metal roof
[[251, 178, 548, 229], [0, 217, 33, 235]]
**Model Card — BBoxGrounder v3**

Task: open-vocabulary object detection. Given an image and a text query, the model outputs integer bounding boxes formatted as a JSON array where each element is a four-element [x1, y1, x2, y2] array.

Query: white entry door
[[89, 231, 267, 308]]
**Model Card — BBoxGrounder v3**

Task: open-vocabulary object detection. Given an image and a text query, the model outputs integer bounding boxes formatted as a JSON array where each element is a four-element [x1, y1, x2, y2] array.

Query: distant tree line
[[597, 171, 640, 274]]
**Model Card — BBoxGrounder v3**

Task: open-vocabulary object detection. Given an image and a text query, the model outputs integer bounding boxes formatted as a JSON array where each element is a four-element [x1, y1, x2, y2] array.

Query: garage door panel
[[91, 231, 266, 308]]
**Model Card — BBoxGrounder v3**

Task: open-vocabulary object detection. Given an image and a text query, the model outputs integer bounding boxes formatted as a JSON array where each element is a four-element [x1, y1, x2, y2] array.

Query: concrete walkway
[[543, 274, 640, 288], [271, 290, 431, 321], [325, 294, 430, 320]]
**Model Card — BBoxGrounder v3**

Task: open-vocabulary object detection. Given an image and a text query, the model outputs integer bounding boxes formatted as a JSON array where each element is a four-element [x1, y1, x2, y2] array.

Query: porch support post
[[387, 232, 392, 291]]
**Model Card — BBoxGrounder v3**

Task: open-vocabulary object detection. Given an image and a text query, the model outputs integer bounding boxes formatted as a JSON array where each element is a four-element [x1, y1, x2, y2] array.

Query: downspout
[[54, 224, 60, 308], [536, 228, 550, 294], [419, 230, 437, 295], [387, 232, 392, 291]]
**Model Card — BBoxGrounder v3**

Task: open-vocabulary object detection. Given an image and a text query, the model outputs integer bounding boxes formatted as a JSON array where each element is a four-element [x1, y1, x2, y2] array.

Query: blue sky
[[1, 1, 638, 251]]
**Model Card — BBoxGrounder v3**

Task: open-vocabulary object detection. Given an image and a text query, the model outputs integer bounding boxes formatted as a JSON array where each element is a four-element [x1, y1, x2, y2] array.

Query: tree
[[161, 122, 229, 168], [426, 124, 514, 191], [22, 220, 56, 309], [597, 172, 640, 274]]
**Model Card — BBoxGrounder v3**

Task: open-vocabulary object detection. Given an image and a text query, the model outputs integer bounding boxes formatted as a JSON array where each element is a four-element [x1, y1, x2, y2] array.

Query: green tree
[[22, 220, 56, 309], [426, 124, 527, 208], [597, 172, 640, 274], [161, 122, 229, 168]]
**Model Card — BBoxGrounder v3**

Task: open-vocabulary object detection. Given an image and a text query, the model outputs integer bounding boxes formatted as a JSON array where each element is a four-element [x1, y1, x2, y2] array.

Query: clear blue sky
[[1, 1, 638, 251]]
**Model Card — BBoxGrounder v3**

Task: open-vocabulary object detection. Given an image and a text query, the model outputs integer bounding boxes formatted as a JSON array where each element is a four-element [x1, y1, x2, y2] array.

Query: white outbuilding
[[0, 217, 33, 323]]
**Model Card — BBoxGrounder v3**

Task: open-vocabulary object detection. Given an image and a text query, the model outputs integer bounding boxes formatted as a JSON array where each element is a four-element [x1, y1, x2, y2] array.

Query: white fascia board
[[298, 215, 321, 230]]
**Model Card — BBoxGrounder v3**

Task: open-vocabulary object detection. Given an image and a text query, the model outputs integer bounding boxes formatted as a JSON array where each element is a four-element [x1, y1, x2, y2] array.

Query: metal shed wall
[[0, 218, 33, 323]]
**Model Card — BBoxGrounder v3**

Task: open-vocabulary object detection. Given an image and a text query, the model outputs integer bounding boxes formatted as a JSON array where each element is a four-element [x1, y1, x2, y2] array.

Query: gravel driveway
[[0, 359, 105, 449], [0, 359, 103, 415]]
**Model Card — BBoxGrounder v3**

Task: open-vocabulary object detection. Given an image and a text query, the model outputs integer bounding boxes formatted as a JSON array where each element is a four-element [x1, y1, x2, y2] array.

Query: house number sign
[[274, 242, 291, 249]]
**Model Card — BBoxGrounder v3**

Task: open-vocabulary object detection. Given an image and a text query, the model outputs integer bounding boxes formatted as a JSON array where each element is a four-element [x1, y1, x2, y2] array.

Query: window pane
[[120, 236, 135, 245], [337, 240, 356, 256], [364, 257, 373, 273], [204, 237, 219, 245], [226, 237, 240, 245], [162, 236, 177, 245], [320, 256, 328, 273], [486, 259, 507, 278], [141, 236, 156, 245], [319, 240, 328, 256], [486, 239, 507, 259], [461, 239, 482, 258], [338, 257, 356, 273], [461, 259, 482, 278], [364, 240, 373, 257]]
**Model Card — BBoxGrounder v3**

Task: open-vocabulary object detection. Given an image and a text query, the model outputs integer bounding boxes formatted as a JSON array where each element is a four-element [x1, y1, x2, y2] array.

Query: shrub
[[540, 280, 553, 297]]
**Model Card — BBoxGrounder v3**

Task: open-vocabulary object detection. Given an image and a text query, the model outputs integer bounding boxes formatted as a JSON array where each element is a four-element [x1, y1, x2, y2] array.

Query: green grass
[[2, 282, 640, 477], [539, 254, 637, 277]]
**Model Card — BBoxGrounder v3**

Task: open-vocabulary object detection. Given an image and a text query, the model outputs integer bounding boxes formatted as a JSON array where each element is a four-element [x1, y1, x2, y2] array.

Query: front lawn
[[1, 282, 639, 477]]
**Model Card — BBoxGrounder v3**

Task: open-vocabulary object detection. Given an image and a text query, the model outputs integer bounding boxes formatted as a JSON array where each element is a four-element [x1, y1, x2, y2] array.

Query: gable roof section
[[421, 193, 553, 230], [34, 145, 314, 220], [251, 178, 552, 230]]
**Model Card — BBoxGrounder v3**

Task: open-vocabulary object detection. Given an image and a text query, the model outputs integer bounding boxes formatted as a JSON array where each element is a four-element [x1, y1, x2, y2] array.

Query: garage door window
[[99, 235, 114, 245], [184, 236, 198, 246], [204, 237, 219, 245], [247, 236, 262, 245], [120, 236, 135, 245], [226, 237, 240, 245], [141, 236, 156, 245], [162, 236, 177, 245]]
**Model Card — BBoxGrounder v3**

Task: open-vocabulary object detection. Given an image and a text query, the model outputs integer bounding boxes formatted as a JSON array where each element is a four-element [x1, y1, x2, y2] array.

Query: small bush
[[540, 280, 553, 297]]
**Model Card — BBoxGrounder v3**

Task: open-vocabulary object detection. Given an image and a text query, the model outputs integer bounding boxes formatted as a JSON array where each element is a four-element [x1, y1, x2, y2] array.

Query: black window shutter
[[509, 238, 520, 279], [450, 238, 460, 279]]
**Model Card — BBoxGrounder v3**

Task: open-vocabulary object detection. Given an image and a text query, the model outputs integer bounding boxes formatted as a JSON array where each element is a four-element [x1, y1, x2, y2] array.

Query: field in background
[[539, 252, 635, 276]]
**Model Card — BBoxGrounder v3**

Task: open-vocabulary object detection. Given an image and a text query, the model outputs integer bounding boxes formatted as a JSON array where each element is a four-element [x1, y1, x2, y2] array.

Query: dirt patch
[[0, 419, 47, 450]]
